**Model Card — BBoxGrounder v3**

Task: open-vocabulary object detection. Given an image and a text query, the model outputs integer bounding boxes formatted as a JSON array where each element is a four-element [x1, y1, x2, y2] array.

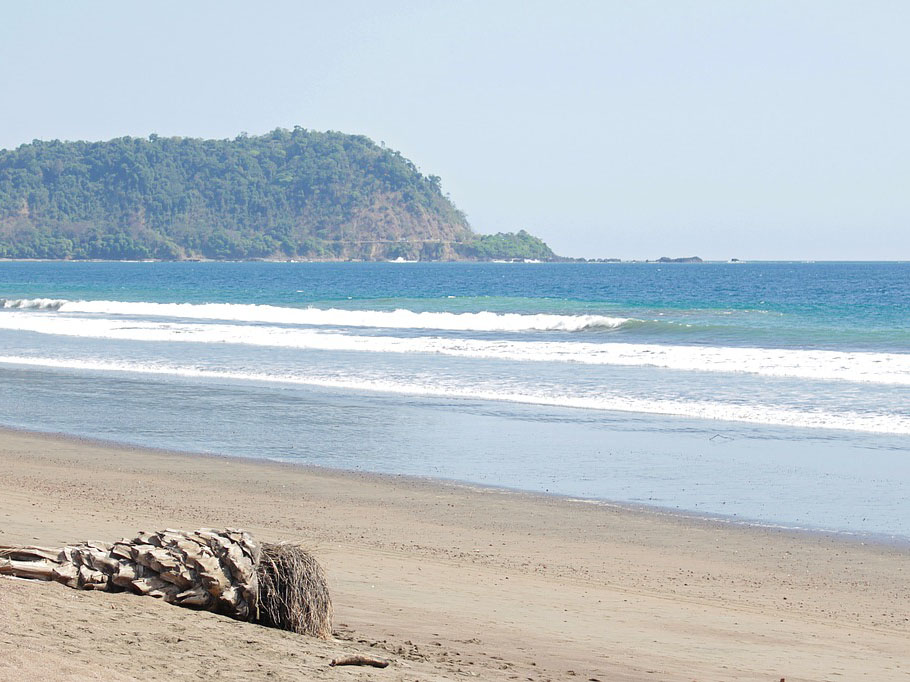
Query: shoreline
[[2, 425, 909, 680], [6, 422, 907, 549]]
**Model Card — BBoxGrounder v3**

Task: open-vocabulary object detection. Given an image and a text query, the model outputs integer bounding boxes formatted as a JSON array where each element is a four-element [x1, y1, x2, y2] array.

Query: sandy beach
[[0, 427, 907, 681]]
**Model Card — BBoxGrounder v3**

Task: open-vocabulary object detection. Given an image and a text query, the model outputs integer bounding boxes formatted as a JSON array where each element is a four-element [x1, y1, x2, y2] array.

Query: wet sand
[[0, 427, 907, 681]]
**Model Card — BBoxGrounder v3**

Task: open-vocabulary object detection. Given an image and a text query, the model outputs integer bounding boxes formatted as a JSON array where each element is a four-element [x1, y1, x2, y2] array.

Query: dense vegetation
[[0, 129, 557, 261], [458, 230, 554, 261]]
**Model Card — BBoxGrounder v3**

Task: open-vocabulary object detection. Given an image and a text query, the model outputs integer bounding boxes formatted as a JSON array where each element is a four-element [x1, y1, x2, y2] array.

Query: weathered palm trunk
[[0, 528, 332, 639]]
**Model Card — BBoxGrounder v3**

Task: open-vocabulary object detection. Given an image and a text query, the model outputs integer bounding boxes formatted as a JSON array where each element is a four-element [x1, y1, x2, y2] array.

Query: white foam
[[0, 354, 907, 435], [0, 298, 629, 332], [0, 311, 908, 386]]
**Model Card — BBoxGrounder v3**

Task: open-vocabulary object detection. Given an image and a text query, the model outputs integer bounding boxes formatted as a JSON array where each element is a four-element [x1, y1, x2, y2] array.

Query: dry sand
[[0, 427, 907, 681]]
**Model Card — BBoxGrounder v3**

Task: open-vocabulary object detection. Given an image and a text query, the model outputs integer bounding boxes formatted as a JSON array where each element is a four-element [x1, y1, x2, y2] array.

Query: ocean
[[0, 261, 907, 539]]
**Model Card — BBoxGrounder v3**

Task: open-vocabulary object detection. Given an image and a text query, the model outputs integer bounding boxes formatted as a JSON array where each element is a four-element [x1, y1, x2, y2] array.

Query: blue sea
[[1, 261, 908, 539]]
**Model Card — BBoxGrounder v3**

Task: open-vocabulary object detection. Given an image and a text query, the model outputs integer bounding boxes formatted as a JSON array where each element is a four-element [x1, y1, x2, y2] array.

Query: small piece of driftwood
[[330, 655, 390, 668]]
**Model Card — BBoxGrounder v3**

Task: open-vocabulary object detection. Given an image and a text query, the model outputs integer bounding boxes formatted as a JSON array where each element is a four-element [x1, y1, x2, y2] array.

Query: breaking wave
[[0, 311, 908, 385], [0, 354, 907, 435], [0, 298, 631, 333], [0, 298, 68, 311]]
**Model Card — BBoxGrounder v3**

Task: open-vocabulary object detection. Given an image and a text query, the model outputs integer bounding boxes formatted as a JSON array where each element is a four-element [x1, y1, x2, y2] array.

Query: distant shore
[[1, 426, 908, 681], [0, 255, 707, 264]]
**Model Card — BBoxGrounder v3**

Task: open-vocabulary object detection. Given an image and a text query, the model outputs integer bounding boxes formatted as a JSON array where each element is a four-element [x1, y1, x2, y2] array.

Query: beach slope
[[0, 428, 907, 681]]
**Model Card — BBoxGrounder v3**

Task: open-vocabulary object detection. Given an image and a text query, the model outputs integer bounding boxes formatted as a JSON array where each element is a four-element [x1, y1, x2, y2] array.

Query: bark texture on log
[[1, 529, 260, 621], [1, 528, 332, 638]]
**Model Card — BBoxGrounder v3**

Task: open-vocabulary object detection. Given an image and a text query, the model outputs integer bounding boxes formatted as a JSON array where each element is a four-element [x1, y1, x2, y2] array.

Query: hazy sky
[[1, 1, 907, 259]]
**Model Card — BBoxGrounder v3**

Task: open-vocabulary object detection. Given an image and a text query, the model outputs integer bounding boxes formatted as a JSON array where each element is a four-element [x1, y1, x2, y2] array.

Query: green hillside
[[0, 128, 555, 261]]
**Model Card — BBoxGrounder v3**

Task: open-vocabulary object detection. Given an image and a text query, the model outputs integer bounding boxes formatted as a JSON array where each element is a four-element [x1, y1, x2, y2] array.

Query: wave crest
[[0, 298, 631, 332], [1, 298, 66, 311], [0, 312, 909, 385]]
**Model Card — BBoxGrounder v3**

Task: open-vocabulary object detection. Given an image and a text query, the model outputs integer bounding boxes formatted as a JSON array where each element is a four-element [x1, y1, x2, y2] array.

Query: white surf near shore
[[1, 353, 909, 435], [0, 307, 908, 386]]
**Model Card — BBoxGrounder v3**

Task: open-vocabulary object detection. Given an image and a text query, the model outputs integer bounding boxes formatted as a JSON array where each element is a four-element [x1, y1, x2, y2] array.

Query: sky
[[1, 1, 907, 260]]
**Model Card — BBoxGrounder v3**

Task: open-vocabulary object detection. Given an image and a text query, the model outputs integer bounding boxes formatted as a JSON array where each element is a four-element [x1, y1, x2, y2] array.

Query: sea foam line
[[0, 298, 629, 332], [0, 312, 909, 385], [0, 354, 908, 435]]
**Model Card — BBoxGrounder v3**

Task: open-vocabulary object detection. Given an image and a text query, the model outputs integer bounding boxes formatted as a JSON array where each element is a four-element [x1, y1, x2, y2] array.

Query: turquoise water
[[0, 261, 908, 538]]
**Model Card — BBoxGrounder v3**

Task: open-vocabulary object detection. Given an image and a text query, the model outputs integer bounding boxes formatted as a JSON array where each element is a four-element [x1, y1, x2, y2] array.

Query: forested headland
[[0, 128, 556, 261]]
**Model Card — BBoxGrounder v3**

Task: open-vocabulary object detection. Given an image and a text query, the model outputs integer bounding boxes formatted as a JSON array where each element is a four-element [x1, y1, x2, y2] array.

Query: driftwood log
[[0, 528, 332, 638]]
